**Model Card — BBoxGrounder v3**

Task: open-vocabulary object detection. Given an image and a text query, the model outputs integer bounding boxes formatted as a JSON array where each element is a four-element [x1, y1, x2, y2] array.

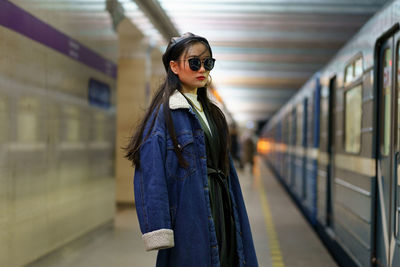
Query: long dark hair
[[124, 35, 230, 175]]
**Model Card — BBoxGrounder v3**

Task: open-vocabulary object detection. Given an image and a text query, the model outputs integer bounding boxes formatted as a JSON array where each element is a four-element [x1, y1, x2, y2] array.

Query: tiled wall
[[0, 22, 116, 267]]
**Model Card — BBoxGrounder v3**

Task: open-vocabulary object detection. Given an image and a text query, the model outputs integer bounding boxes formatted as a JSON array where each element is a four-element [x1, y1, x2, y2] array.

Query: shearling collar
[[169, 90, 191, 110]]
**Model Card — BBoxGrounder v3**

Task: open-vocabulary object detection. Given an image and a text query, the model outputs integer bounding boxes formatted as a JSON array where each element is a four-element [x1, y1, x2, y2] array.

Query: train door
[[291, 107, 296, 188], [376, 31, 400, 267], [391, 31, 400, 267], [286, 115, 291, 185], [302, 98, 308, 201], [295, 102, 304, 198], [277, 121, 283, 177], [327, 76, 336, 228]]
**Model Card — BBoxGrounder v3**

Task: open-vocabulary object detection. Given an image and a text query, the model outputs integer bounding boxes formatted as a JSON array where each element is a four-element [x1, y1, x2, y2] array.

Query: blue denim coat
[[134, 90, 258, 267]]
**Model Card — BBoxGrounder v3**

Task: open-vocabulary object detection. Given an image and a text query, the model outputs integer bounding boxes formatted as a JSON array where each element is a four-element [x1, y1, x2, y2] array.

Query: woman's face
[[170, 42, 211, 93]]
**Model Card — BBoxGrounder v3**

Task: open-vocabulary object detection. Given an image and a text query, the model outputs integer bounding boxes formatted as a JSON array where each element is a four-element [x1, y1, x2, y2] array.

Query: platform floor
[[28, 157, 338, 267]]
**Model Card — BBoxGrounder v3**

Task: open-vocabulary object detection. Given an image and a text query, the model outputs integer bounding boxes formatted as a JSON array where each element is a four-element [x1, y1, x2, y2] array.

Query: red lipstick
[[196, 76, 205, 81]]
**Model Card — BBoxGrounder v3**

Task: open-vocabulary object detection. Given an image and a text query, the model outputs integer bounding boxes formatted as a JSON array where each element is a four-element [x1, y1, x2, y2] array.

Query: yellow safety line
[[254, 166, 285, 267]]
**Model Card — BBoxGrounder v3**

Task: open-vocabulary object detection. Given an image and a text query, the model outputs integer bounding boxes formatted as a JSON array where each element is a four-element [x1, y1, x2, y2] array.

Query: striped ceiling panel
[[157, 0, 388, 126], [11, 0, 389, 126]]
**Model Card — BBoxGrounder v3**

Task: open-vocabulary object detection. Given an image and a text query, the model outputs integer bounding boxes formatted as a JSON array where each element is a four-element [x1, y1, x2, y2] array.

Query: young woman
[[125, 32, 258, 267]]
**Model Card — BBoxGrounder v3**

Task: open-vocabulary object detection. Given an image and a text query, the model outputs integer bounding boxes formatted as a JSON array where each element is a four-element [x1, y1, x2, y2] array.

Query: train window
[[398, 43, 400, 90], [291, 108, 296, 146], [345, 64, 354, 83], [344, 56, 363, 84], [382, 48, 392, 156], [344, 85, 362, 153], [397, 44, 400, 151], [286, 116, 290, 146], [355, 58, 363, 78], [296, 103, 303, 146]]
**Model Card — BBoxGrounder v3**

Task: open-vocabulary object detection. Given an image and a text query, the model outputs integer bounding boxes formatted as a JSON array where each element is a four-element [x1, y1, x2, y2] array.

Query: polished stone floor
[[28, 157, 337, 267]]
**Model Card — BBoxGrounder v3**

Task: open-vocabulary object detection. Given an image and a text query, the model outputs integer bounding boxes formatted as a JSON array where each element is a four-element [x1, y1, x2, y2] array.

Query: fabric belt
[[207, 166, 232, 213]]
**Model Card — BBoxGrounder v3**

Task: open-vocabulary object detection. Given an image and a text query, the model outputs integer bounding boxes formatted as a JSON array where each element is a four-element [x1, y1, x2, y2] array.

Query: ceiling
[[12, 0, 390, 127], [155, 0, 390, 125]]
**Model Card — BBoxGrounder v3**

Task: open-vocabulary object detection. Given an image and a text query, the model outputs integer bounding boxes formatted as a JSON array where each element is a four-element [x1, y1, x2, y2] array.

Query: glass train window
[[344, 85, 362, 153], [354, 58, 363, 78], [286, 116, 289, 135], [382, 48, 392, 156], [345, 64, 354, 83], [296, 103, 303, 146], [344, 56, 363, 84], [398, 43, 400, 92], [288, 115, 292, 146], [319, 86, 328, 146], [398, 43, 400, 91], [291, 108, 296, 146], [397, 43, 400, 151]]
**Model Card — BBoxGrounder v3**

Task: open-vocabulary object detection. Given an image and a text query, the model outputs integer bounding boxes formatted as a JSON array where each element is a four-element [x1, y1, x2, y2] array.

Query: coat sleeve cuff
[[142, 229, 174, 251]]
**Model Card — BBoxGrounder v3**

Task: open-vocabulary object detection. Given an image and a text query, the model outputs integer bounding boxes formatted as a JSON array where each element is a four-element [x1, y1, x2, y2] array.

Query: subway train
[[258, 0, 400, 266]]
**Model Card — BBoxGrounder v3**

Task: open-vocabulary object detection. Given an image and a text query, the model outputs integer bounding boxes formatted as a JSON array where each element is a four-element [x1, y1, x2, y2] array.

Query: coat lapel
[[169, 90, 190, 110]]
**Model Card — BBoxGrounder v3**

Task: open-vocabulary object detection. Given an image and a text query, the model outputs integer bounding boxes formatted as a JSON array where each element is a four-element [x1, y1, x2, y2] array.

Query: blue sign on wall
[[88, 78, 111, 109]]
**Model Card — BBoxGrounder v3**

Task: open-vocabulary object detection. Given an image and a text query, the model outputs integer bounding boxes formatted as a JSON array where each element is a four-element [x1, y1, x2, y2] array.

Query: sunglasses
[[183, 57, 216, 71]]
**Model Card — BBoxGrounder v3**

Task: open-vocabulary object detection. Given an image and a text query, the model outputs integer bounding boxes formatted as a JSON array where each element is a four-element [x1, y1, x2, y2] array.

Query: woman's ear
[[170, 61, 179, 75]]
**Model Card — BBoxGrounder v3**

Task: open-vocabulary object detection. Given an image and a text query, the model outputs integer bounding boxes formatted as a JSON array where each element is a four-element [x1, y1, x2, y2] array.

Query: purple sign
[[0, 0, 117, 79]]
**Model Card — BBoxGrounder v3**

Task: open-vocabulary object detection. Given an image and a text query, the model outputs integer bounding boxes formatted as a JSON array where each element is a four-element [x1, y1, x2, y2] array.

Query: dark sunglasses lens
[[188, 58, 201, 71], [204, 58, 215, 70]]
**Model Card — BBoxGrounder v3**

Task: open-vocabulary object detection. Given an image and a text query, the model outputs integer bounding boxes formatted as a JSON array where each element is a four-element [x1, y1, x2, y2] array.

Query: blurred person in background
[[125, 33, 258, 267], [241, 130, 256, 174], [229, 122, 243, 169]]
